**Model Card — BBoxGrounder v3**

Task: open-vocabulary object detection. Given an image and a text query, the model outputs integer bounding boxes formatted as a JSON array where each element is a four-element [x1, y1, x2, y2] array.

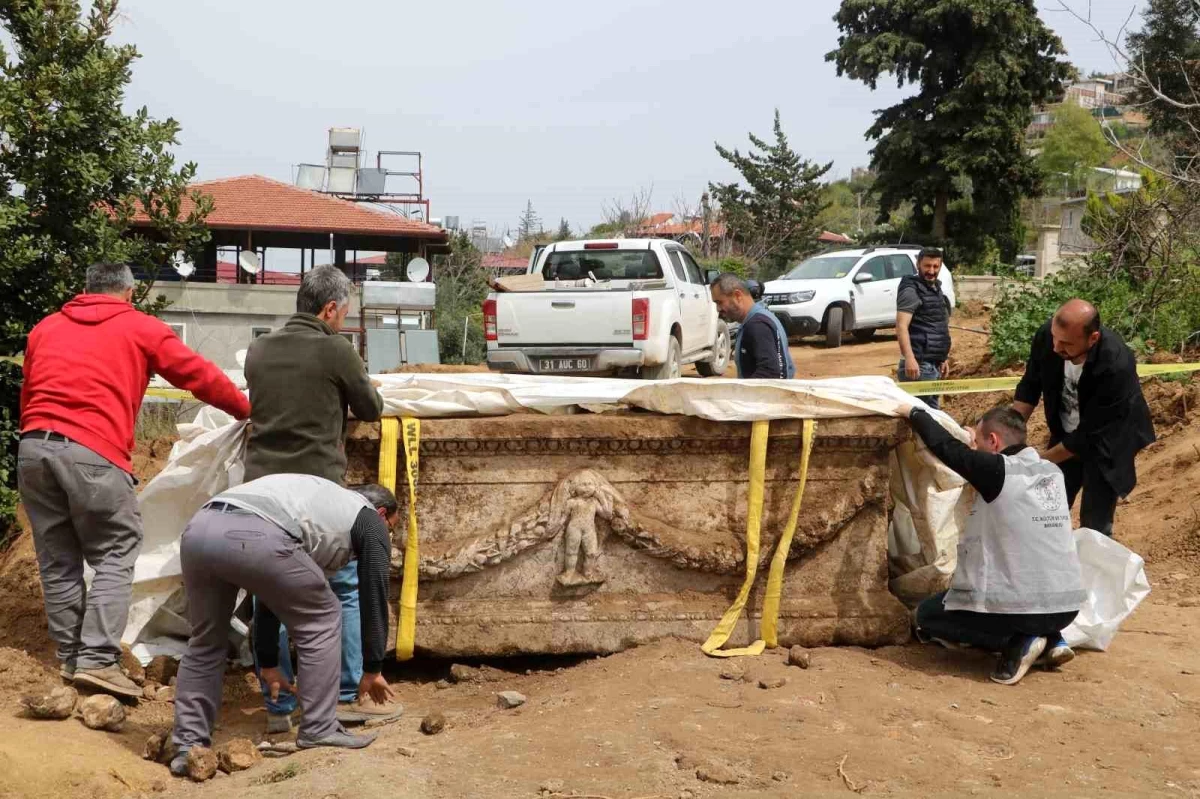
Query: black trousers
[[1058, 455, 1118, 537], [916, 591, 1078, 653]]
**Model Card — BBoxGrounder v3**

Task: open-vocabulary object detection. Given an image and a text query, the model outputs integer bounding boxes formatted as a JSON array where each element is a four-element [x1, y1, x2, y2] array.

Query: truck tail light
[[632, 297, 649, 340], [483, 298, 498, 341]]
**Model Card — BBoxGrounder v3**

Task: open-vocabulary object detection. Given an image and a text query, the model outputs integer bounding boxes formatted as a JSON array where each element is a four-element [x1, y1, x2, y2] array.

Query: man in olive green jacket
[[244, 265, 393, 732]]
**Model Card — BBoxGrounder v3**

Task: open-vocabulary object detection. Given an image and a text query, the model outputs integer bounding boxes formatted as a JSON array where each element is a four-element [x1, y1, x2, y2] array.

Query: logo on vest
[[1033, 475, 1061, 511]]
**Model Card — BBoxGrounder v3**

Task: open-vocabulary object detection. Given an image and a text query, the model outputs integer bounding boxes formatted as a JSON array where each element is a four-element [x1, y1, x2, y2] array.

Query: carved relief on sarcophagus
[[345, 414, 912, 657]]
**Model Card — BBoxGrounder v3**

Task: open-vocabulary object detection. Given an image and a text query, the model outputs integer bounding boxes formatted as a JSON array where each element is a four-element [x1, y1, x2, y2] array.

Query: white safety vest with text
[[944, 448, 1085, 615]]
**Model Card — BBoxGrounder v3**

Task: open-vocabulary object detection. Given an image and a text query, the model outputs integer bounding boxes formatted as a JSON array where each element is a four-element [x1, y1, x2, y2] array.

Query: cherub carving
[[547, 470, 618, 587]]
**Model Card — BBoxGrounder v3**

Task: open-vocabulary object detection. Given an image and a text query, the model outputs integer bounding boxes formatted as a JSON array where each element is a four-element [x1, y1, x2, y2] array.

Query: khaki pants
[[17, 434, 142, 671]]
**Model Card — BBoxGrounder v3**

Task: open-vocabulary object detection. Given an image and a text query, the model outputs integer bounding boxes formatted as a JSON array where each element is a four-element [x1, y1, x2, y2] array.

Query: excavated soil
[[1, 320, 1199, 798]]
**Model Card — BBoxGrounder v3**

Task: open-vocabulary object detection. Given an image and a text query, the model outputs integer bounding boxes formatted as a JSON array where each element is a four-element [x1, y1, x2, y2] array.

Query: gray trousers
[[173, 508, 341, 750], [17, 435, 142, 670]]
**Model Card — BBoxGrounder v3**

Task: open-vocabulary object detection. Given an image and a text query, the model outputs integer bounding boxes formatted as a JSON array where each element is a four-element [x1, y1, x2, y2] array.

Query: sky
[[105, 0, 1146, 239]]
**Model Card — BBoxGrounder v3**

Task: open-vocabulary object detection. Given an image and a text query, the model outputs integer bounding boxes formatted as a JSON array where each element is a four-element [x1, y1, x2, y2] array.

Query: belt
[[21, 430, 69, 443], [202, 501, 255, 515]]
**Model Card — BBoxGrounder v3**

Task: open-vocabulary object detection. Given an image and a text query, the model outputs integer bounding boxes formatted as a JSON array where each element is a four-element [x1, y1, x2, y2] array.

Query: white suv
[[761, 247, 956, 348]]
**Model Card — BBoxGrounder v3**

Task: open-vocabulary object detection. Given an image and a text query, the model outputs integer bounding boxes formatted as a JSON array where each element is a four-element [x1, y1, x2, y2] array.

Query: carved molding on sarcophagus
[[346, 414, 911, 656]]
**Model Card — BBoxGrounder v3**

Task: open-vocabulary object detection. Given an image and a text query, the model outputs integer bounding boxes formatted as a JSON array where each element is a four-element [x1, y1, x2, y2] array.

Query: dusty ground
[[2, 312, 1199, 799]]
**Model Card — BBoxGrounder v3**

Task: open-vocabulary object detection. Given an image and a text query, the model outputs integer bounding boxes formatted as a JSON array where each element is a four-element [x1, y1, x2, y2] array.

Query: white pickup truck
[[484, 239, 731, 379]]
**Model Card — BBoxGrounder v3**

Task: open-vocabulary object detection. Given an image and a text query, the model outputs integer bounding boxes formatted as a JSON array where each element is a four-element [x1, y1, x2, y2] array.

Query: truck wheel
[[852, 327, 876, 342], [645, 337, 682, 380], [825, 307, 844, 349], [696, 322, 730, 377]]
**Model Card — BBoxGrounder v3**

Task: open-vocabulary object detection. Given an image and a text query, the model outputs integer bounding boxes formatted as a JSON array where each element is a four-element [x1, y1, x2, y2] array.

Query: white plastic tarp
[[127, 374, 970, 655], [1062, 527, 1151, 651]]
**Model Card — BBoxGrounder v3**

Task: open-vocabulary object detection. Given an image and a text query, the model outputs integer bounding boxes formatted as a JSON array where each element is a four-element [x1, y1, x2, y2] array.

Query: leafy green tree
[[709, 110, 832, 278], [0, 0, 211, 541], [433, 232, 489, 364], [1127, 0, 1200, 141], [1038, 103, 1114, 189], [816, 174, 879, 239], [826, 0, 1071, 257]]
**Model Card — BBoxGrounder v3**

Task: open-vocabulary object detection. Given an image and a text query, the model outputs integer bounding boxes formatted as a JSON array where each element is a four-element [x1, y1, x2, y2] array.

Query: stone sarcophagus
[[345, 414, 912, 657]]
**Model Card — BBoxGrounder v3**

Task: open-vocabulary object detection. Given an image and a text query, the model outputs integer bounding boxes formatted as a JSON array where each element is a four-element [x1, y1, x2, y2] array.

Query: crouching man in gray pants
[[170, 475, 398, 774]]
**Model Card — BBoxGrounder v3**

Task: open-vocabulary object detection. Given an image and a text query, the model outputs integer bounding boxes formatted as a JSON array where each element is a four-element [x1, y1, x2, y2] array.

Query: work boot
[[266, 712, 294, 734], [990, 636, 1047, 686], [297, 724, 378, 750], [74, 663, 143, 700], [336, 696, 404, 725], [59, 659, 76, 682], [1038, 635, 1075, 670], [168, 751, 190, 778]]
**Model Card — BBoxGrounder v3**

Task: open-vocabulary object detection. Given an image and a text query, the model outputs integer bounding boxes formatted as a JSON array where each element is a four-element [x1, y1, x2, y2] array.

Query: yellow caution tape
[[0, 355, 22, 365], [760, 419, 816, 648], [898, 361, 1200, 396], [396, 417, 421, 661]]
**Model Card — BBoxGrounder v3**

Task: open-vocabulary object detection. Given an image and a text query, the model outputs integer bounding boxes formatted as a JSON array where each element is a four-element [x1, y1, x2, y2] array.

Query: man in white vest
[[899, 402, 1085, 686], [169, 475, 398, 775]]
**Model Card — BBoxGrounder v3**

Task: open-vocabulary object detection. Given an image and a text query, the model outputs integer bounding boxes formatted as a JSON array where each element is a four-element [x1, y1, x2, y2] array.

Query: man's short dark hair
[[712, 273, 750, 296], [916, 247, 943, 265], [297, 265, 353, 315], [85, 262, 135, 295], [1083, 307, 1101, 336], [979, 405, 1027, 448], [351, 483, 398, 516]]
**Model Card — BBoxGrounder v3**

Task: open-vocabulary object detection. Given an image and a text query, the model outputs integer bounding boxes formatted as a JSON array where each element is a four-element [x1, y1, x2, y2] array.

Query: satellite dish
[[406, 257, 430, 282], [171, 252, 195, 279], [238, 251, 261, 274], [502, 235, 515, 249], [235, 349, 247, 368]]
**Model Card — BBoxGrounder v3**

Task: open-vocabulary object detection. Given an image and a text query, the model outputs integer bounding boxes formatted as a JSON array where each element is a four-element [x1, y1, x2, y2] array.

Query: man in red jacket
[[19, 262, 250, 700]]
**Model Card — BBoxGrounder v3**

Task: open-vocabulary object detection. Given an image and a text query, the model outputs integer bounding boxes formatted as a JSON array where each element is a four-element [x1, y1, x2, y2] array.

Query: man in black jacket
[[710, 273, 796, 379], [1012, 299, 1156, 536], [896, 247, 951, 409]]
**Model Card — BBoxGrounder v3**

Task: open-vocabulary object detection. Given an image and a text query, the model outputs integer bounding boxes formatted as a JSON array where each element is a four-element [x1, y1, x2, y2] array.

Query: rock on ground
[[155, 686, 175, 702], [718, 665, 744, 681], [788, 645, 811, 669], [695, 760, 741, 785], [217, 738, 262, 773], [143, 683, 160, 701], [187, 746, 218, 782], [119, 644, 146, 686], [79, 694, 126, 731], [497, 690, 526, 709], [396, 745, 417, 758], [420, 712, 446, 735], [145, 655, 178, 686], [21, 686, 77, 720], [143, 732, 167, 761], [758, 677, 787, 690]]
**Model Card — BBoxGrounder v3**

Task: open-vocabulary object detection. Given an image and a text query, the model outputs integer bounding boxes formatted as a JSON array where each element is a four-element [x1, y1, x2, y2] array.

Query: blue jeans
[[254, 562, 362, 713], [897, 358, 942, 410]]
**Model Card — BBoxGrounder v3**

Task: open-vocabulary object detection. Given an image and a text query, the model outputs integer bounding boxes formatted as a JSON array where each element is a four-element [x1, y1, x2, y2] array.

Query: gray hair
[[712, 273, 750, 297], [85, 263, 135, 295], [350, 483, 398, 516], [297, 265, 353, 315]]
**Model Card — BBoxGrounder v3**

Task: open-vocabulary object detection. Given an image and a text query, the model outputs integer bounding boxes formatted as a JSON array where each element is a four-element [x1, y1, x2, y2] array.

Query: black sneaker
[[990, 636, 1047, 685]]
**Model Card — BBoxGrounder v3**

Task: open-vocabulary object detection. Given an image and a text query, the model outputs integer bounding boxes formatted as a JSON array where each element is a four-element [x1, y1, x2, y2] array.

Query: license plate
[[539, 358, 592, 372]]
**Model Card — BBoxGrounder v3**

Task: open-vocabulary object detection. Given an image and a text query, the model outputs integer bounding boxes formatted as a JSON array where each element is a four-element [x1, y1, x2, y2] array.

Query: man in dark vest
[[1012, 299, 1155, 537], [896, 248, 951, 409], [709, 273, 796, 379]]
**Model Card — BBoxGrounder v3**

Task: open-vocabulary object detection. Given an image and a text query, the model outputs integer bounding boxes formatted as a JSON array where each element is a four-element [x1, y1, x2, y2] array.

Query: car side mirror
[[853, 273, 874, 284], [705, 269, 720, 285]]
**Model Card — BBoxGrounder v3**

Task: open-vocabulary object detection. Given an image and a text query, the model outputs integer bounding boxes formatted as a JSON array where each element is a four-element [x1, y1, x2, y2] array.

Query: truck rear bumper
[[487, 346, 644, 374]]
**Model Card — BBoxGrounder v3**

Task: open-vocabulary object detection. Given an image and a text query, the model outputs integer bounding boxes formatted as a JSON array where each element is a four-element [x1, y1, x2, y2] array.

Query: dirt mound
[[131, 435, 177, 485], [0, 512, 53, 664], [0, 646, 59, 700]]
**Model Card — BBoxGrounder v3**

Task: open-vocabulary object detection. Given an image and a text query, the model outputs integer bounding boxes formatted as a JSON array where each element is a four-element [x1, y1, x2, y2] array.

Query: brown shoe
[[74, 664, 143, 700], [336, 696, 404, 725]]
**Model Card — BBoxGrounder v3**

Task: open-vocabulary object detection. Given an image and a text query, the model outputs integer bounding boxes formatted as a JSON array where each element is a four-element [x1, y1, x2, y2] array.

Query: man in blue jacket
[[710, 273, 796, 379]]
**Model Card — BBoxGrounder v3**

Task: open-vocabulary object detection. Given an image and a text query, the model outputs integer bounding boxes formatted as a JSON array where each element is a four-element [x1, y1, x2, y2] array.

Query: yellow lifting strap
[[701, 418, 816, 657], [377, 417, 422, 661]]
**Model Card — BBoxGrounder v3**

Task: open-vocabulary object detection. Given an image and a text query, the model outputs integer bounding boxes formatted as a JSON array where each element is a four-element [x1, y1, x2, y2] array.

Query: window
[[679, 251, 705, 285], [783, 256, 859, 280], [167, 323, 185, 344], [667, 249, 688, 283], [251, 327, 272, 339], [888, 254, 917, 279], [542, 250, 664, 281], [340, 332, 359, 350], [857, 256, 889, 282]]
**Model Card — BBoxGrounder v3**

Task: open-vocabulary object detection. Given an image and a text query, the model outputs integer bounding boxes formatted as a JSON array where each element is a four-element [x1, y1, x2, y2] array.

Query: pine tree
[[556, 218, 572, 240], [827, 0, 1071, 258], [518, 200, 542, 241], [708, 110, 832, 278]]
